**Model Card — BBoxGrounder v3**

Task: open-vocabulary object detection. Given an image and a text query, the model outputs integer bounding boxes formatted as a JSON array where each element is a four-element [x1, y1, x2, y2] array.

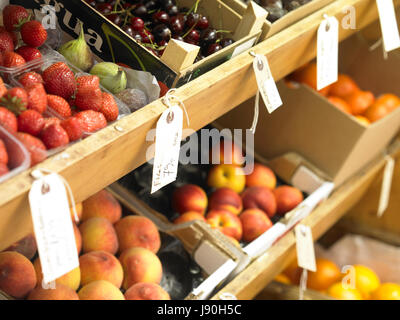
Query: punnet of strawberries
[[0, 5, 49, 68]]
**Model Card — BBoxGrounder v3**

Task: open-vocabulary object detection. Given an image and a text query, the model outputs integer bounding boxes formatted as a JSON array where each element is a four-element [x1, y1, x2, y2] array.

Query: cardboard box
[[216, 34, 400, 187], [221, 0, 335, 40], [10, 0, 263, 88]]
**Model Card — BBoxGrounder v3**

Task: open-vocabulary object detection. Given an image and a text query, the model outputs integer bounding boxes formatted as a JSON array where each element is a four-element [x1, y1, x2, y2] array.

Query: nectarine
[[206, 209, 243, 241], [82, 189, 122, 223], [273, 186, 304, 216], [207, 164, 246, 193], [240, 209, 273, 242], [208, 187, 243, 215], [241, 186, 277, 218], [124, 283, 170, 300], [78, 280, 125, 300], [245, 163, 277, 190], [172, 184, 208, 215]]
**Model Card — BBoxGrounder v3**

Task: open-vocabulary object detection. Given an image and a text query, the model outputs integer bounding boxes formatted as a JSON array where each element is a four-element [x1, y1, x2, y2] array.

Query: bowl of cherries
[[84, 0, 235, 61]]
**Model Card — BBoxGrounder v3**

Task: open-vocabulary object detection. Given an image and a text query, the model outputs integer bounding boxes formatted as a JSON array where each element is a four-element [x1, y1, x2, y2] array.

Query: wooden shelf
[[210, 140, 400, 300], [0, 0, 396, 250]]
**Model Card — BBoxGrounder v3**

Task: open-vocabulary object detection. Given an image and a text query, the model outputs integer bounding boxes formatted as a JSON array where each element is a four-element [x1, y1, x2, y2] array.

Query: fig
[[90, 62, 127, 94], [116, 89, 148, 112]]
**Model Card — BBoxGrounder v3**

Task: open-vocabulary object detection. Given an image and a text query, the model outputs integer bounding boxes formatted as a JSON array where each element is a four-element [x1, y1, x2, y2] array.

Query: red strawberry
[[75, 87, 102, 112], [3, 5, 30, 32], [76, 75, 100, 89], [15, 46, 42, 62], [21, 20, 48, 47], [42, 62, 77, 99], [0, 31, 15, 54], [1, 87, 28, 114], [47, 95, 71, 118], [41, 123, 69, 149], [0, 162, 9, 177], [61, 117, 83, 142], [26, 83, 47, 114], [0, 107, 18, 133], [75, 110, 107, 133], [158, 81, 169, 98], [0, 77, 7, 99], [2, 51, 26, 68], [0, 139, 8, 164], [18, 72, 43, 88], [100, 92, 119, 121], [42, 117, 61, 131], [18, 109, 44, 136], [16, 132, 47, 166]]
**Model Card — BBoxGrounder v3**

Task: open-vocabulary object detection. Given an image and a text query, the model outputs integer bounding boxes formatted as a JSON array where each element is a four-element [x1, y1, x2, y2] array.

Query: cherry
[[159, 0, 175, 8], [173, 35, 184, 42], [176, 13, 187, 24], [207, 43, 222, 56], [96, 3, 112, 14], [197, 15, 209, 30], [185, 29, 200, 42], [107, 14, 123, 26], [131, 17, 145, 31], [131, 31, 143, 42], [153, 11, 170, 24], [179, 6, 190, 13], [186, 13, 200, 28], [166, 4, 179, 16], [140, 30, 155, 43], [134, 4, 148, 17], [152, 24, 172, 42], [169, 16, 183, 34], [84, 0, 96, 7], [122, 3, 132, 9], [144, 0, 158, 10], [220, 38, 234, 48], [123, 25, 135, 37], [200, 28, 217, 47]]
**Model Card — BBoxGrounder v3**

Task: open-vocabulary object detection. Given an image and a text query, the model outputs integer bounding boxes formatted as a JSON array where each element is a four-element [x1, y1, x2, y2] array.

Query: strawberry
[[26, 83, 47, 114], [18, 109, 44, 136], [0, 107, 18, 133], [0, 31, 15, 54], [0, 77, 7, 99], [75, 110, 107, 133], [15, 46, 42, 62], [21, 20, 48, 48], [100, 92, 119, 121], [47, 95, 71, 118], [75, 87, 102, 112], [0, 162, 9, 177], [76, 75, 100, 89], [18, 72, 43, 88], [40, 123, 69, 149], [3, 5, 30, 32], [42, 117, 61, 131], [2, 51, 26, 68], [158, 81, 169, 98], [16, 132, 47, 166], [0, 139, 8, 164], [42, 62, 77, 100], [61, 117, 83, 142], [1, 87, 28, 115]]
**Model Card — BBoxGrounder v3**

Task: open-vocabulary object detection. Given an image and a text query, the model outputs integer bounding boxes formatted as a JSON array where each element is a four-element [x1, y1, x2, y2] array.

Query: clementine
[[355, 115, 371, 126], [327, 282, 363, 300], [371, 283, 400, 300], [283, 259, 302, 285], [291, 62, 330, 96], [375, 93, 400, 112], [345, 90, 375, 115], [329, 74, 359, 99], [364, 103, 390, 123], [307, 258, 342, 291], [352, 265, 380, 299], [327, 96, 352, 114]]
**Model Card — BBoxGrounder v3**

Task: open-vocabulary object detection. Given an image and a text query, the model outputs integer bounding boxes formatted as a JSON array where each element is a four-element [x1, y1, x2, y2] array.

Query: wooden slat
[[0, 0, 395, 250]]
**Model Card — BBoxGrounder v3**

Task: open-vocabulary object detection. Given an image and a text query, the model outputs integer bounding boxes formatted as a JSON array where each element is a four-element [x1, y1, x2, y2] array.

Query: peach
[[82, 189, 122, 223], [79, 217, 119, 254], [73, 223, 82, 255], [0, 251, 37, 299], [174, 211, 206, 225], [206, 210, 243, 241], [209, 139, 244, 166], [5, 234, 37, 260], [273, 186, 304, 216], [78, 280, 125, 300], [79, 251, 124, 288], [115, 216, 160, 254], [241, 186, 277, 218], [27, 284, 79, 300], [240, 209, 273, 243], [33, 258, 81, 291], [245, 163, 277, 190], [119, 247, 163, 290], [207, 164, 246, 193], [172, 184, 208, 215], [125, 283, 170, 300], [70, 202, 83, 223], [208, 187, 243, 215]]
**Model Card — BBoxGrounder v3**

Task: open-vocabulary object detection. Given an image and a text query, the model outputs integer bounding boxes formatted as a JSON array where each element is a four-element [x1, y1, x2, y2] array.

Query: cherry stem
[[216, 30, 232, 34], [186, 0, 201, 15], [182, 21, 198, 38]]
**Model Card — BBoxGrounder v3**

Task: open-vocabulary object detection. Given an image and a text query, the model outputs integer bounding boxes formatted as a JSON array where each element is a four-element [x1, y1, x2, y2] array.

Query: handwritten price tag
[[376, 0, 400, 52], [295, 224, 316, 272]]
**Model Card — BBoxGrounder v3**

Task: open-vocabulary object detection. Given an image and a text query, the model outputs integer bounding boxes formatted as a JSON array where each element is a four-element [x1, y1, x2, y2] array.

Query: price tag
[[151, 105, 183, 193], [29, 173, 79, 285], [253, 54, 282, 114], [294, 224, 316, 272], [376, 0, 400, 52], [378, 156, 395, 217], [317, 15, 339, 91]]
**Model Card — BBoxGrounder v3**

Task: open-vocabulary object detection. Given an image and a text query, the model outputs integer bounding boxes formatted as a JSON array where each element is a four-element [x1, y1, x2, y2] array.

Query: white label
[[29, 173, 79, 284], [253, 54, 282, 113], [151, 105, 183, 193], [376, 0, 400, 52], [231, 37, 257, 59], [378, 156, 395, 217], [294, 224, 316, 272], [317, 16, 339, 90]]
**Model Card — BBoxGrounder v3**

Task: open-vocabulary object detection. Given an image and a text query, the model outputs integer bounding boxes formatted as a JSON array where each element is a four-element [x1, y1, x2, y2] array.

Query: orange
[[283, 259, 302, 285], [352, 265, 380, 299], [370, 283, 400, 300], [375, 93, 400, 112], [363, 103, 390, 123], [274, 273, 291, 285], [345, 90, 375, 115], [327, 282, 363, 300], [291, 62, 331, 96], [329, 74, 359, 99], [355, 115, 371, 126], [307, 258, 342, 291], [327, 96, 352, 114]]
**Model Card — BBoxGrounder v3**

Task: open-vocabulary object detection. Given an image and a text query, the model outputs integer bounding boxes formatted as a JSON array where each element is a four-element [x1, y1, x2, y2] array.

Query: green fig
[[89, 62, 127, 94], [59, 23, 94, 72]]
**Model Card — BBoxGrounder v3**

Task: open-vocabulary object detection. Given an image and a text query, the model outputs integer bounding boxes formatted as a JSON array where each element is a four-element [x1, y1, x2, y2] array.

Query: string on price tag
[[377, 155, 395, 217], [376, 0, 400, 53], [249, 51, 282, 134], [317, 14, 339, 91], [151, 89, 189, 194], [29, 170, 80, 285]]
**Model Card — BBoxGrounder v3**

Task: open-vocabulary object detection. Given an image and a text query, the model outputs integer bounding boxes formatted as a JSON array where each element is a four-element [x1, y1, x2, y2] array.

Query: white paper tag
[[231, 37, 257, 59], [253, 54, 282, 113], [294, 224, 316, 272], [376, 0, 400, 52], [151, 105, 183, 193], [29, 173, 79, 284], [378, 156, 395, 217], [317, 16, 339, 90]]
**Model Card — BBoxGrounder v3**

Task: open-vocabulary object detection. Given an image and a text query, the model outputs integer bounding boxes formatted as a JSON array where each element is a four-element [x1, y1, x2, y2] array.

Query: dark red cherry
[[169, 16, 184, 34], [220, 38, 234, 48], [186, 13, 200, 28], [197, 15, 209, 30], [207, 43, 222, 56], [152, 24, 172, 42], [96, 3, 112, 14], [173, 35, 184, 42], [140, 30, 155, 43], [185, 29, 200, 42], [166, 4, 179, 16], [134, 4, 148, 17], [131, 17, 145, 31], [153, 11, 170, 24], [107, 14, 123, 26]]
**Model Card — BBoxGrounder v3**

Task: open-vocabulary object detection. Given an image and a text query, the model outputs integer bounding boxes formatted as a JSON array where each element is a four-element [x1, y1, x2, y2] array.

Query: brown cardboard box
[[216, 34, 400, 187]]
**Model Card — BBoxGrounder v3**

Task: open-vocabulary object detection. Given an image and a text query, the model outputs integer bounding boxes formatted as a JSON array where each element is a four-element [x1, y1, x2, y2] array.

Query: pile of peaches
[[289, 62, 400, 125], [171, 142, 305, 245], [0, 189, 171, 300]]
